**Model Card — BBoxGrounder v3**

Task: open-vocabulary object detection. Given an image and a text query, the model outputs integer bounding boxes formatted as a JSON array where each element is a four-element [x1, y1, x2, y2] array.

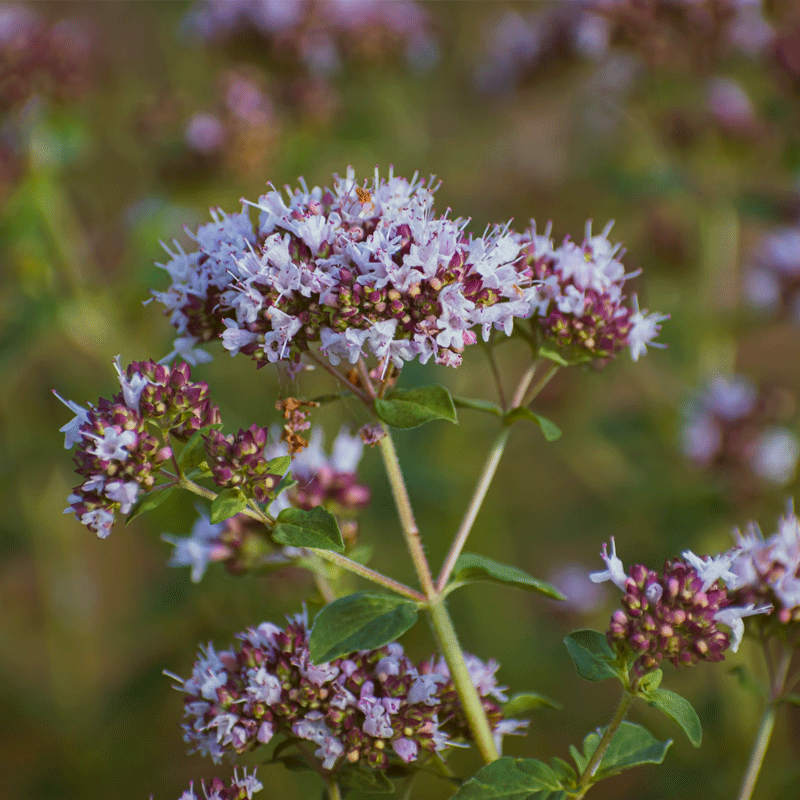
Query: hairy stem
[[377, 429, 437, 599], [427, 597, 501, 763], [736, 642, 793, 800], [574, 689, 635, 798], [179, 478, 421, 599], [311, 548, 426, 602], [378, 426, 500, 762]]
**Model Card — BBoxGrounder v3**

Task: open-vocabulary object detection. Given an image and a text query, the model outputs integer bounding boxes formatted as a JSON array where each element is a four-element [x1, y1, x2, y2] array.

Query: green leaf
[[563, 630, 619, 682], [453, 396, 503, 417], [374, 385, 457, 429], [309, 592, 419, 664], [537, 341, 570, 367], [347, 543, 375, 565], [548, 758, 576, 785], [266, 454, 292, 476], [337, 766, 394, 794], [451, 758, 566, 799], [273, 506, 344, 553], [640, 687, 702, 747], [177, 430, 209, 472], [449, 553, 565, 600], [503, 692, 562, 716], [572, 721, 671, 780], [502, 407, 562, 441], [209, 488, 248, 523], [125, 485, 176, 524], [636, 669, 663, 694]]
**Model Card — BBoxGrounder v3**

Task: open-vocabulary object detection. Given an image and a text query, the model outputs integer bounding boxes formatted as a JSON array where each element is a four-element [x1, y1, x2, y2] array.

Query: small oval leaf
[[309, 591, 419, 664], [503, 691, 562, 716], [450, 553, 565, 600], [641, 686, 702, 747], [374, 385, 457, 429], [273, 506, 344, 553], [177, 430, 210, 472], [573, 721, 671, 780], [503, 407, 562, 441], [453, 396, 504, 417], [451, 757, 566, 799], [210, 487, 248, 523], [563, 630, 619, 682], [126, 485, 176, 524], [266, 454, 292, 477]]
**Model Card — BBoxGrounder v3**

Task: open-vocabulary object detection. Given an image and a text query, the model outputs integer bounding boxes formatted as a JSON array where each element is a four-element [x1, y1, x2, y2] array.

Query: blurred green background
[[3, 1, 800, 798]]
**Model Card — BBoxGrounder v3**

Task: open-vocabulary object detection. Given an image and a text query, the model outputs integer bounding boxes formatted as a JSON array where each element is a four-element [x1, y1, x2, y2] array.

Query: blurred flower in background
[[746, 225, 800, 323], [681, 375, 799, 494]]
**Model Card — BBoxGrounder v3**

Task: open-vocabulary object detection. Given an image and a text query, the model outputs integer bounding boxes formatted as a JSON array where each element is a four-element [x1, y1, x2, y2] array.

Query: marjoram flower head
[[55, 358, 220, 538], [168, 610, 525, 772], [152, 167, 666, 375], [730, 501, 800, 628], [590, 537, 770, 676], [170, 768, 263, 800]]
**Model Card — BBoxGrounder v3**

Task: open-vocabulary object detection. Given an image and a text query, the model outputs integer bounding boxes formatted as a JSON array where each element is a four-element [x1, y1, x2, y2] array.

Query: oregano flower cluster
[[591, 538, 770, 675], [152, 167, 666, 372], [174, 768, 263, 800], [170, 611, 524, 771], [730, 505, 800, 627], [57, 358, 221, 539]]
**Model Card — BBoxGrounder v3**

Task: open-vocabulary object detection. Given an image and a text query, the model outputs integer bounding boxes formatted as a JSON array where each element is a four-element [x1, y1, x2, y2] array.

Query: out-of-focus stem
[[326, 780, 341, 800], [736, 643, 793, 800], [521, 363, 560, 408], [436, 361, 559, 592], [436, 426, 510, 593]]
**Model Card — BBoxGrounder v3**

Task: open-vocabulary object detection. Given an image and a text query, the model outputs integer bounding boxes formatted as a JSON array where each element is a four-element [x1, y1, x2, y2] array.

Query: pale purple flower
[[589, 537, 628, 592], [751, 428, 799, 485], [162, 509, 230, 583], [628, 297, 669, 362]]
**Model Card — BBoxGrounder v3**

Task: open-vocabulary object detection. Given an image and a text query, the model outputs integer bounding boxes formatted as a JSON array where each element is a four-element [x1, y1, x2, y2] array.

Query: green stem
[[435, 362, 559, 593], [736, 643, 793, 800], [311, 549, 426, 602], [520, 363, 559, 408], [377, 429, 437, 599], [304, 350, 369, 403], [436, 426, 511, 593], [179, 477, 421, 599], [326, 779, 342, 800], [574, 689, 635, 798], [377, 426, 500, 763], [428, 597, 501, 763]]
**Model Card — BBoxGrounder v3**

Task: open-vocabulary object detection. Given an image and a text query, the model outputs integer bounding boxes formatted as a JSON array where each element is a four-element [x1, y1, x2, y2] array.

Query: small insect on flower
[[355, 185, 375, 212]]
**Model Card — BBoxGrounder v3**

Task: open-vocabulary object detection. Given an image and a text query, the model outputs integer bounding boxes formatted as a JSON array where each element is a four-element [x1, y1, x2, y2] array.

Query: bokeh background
[[3, 1, 800, 798]]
